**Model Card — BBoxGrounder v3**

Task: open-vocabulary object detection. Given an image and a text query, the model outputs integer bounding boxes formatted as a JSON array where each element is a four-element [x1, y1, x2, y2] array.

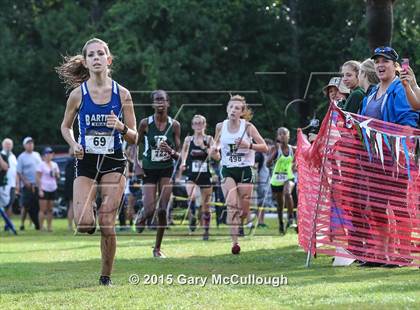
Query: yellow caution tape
[[172, 195, 278, 211]]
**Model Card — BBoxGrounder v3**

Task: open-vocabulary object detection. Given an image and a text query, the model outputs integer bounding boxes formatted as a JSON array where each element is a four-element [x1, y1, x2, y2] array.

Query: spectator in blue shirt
[[360, 46, 418, 128]]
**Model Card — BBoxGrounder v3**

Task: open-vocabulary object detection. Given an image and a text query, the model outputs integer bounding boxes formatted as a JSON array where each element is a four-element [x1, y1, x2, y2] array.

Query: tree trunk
[[289, 0, 306, 126], [366, 0, 396, 52], [90, 0, 102, 25]]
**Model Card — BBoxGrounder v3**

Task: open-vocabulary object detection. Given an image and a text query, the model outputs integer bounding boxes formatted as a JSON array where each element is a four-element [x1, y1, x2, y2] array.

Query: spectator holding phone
[[400, 59, 420, 110], [360, 46, 418, 127], [359, 47, 417, 267]]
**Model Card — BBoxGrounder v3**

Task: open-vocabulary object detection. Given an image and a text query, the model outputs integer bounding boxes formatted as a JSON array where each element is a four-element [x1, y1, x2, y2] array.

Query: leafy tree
[[0, 0, 418, 149]]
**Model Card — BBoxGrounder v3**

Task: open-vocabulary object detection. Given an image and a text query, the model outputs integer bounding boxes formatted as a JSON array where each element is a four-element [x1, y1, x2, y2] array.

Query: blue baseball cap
[[42, 147, 54, 155], [371, 46, 399, 62]]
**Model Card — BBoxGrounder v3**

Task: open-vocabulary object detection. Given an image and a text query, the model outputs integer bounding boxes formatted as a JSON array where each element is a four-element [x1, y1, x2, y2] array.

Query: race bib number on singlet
[[228, 154, 243, 163], [85, 133, 114, 154], [151, 148, 170, 162], [192, 160, 208, 173], [227, 143, 244, 164], [275, 173, 288, 183]]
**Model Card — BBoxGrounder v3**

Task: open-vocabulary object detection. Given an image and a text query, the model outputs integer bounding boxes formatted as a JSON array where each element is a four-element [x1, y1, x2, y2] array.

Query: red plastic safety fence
[[296, 103, 420, 267]]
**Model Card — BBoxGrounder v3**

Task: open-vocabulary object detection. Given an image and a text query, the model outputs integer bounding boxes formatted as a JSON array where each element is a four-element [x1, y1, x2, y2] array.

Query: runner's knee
[[76, 220, 95, 233], [284, 192, 292, 200], [98, 215, 115, 235], [241, 210, 249, 220], [100, 225, 115, 237], [142, 208, 155, 220], [227, 204, 241, 224]]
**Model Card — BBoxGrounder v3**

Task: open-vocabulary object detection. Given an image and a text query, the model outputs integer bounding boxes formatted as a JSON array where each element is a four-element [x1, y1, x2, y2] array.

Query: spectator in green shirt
[[341, 60, 366, 113]]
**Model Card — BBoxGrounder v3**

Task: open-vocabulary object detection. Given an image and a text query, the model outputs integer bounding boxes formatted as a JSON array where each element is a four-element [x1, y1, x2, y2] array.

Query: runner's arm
[[210, 123, 222, 161], [136, 118, 148, 169], [180, 136, 191, 166], [119, 86, 138, 144], [248, 123, 268, 153], [266, 145, 277, 167], [61, 88, 81, 149], [171, 120, 182, 160]]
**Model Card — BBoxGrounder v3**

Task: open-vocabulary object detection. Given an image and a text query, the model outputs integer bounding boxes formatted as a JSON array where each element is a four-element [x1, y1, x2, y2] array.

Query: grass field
[[0, 216, 419, 309]]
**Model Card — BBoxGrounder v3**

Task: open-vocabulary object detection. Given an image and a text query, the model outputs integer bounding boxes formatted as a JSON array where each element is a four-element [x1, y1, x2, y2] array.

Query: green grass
[[0, 216, 419, 310]]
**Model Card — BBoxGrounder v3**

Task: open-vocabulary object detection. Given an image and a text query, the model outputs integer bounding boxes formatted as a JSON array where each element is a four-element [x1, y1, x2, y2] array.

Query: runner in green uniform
[[267, 127, 296, 235], [135, 90, 181, 258]]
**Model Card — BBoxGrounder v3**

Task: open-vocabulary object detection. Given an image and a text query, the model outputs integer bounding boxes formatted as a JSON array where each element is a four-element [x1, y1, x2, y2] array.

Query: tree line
[[0, 0, 418, 150]]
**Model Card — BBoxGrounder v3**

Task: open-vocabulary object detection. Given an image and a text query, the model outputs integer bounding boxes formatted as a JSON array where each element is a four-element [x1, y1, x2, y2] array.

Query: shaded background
[[0, 0, 419, 150]]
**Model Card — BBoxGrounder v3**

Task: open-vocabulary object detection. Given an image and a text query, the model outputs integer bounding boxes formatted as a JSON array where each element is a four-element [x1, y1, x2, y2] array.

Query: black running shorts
[[75, 149, 126, 183]]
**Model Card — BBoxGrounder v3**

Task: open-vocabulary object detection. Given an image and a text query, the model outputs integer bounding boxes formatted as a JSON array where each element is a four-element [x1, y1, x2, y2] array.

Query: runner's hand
[[72, 143, 84, 160], [235, 138, 250, 149], [159, 141, 172, 153], [209, 146, 220, 156], [106, 110, 124, 131], [270, 144, 277, 153]]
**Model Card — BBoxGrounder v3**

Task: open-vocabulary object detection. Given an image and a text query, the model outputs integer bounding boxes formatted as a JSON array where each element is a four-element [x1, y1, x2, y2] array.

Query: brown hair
[[342, 60, 361, 76], [228, 94, 253, 121], [55, 38, 113, 92], [360, 59, 380, 85]]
